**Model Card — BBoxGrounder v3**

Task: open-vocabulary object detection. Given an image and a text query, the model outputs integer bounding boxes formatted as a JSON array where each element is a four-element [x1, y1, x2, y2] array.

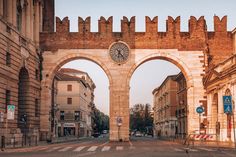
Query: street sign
[[196, 106, 204, 114], [223, 96, 232, 113], [7, 105, 15, 120], [116, 116, 122, 126]]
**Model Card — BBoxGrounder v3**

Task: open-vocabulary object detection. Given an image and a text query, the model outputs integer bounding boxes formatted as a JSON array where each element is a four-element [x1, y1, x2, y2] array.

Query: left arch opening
[[49, 59, 110, 139]]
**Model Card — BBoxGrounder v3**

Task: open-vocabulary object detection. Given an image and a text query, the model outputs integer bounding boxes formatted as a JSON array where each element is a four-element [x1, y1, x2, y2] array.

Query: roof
[[152, 74, 178, 94], [59, 68, 87, 74], [152, 87, 160, 95], [56, 71, 82, 82], [174, 72, 185, 81]]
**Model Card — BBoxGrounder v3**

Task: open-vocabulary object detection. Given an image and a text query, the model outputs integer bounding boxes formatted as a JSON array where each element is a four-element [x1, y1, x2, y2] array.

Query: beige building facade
[[175, 72, 187, 139], [55, 68, 95, 137], [153, 75, 178, 137], [204, 54, 236, 143], [0, 0, 44, 144]]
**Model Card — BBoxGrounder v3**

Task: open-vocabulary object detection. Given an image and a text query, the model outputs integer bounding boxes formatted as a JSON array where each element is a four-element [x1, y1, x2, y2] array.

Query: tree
[[130, 103, 153, 133], [91, 105, 109, 134]]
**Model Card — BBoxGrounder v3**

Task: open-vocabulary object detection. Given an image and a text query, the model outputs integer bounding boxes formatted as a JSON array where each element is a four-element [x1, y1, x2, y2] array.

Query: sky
[[56, 0, 236, 115]]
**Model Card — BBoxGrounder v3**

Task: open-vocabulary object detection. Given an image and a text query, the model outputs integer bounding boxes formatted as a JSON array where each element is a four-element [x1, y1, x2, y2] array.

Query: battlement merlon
[[54, 16, 230, 34], [41, 15, 234, 65]]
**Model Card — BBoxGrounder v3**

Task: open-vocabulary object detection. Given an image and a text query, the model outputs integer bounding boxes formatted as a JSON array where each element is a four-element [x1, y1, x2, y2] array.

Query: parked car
[[102, 130, 108, 134], [92, 132, 100, 138], [135, 131, 142, 137]]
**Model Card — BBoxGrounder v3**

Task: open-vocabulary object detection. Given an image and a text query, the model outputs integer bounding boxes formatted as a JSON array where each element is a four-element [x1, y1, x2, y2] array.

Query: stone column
[[186, 85, 200, 134], [25, 1, 31, 39], [12, 0, 16, 27], [109, 84, 130, 141], [34, 1, 40, 44], [0, 0, 3, 17], [7, 0, 12, 24], [40, 85, 51, 140]]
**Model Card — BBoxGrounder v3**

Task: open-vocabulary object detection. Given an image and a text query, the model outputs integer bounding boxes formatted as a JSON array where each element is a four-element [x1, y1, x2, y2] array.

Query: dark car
[[92, 132, 100, 138]]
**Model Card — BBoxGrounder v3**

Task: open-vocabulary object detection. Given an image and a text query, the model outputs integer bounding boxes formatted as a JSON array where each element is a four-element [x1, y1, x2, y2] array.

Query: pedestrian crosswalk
[[6, 145, 218, 153], [87, 146, 98, 152], [42, 145, 217, 153], [101, 146, 110, 152], [73, 146, 86, 152]]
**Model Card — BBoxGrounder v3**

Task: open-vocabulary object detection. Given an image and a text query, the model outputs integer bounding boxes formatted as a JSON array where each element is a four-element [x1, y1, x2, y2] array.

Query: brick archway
[[40, 50, 112, 140], [125, 50, 206, 137], [42, 52, 113, 89], [126, 53, 194, 87]]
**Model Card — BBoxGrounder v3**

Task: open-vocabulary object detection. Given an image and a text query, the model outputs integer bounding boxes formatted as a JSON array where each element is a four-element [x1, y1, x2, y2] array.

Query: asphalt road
[[1, 136, 236, 157]]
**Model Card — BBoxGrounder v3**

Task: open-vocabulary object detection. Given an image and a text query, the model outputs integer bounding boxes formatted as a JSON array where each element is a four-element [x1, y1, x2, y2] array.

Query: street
[[1, 136, 236, 157]]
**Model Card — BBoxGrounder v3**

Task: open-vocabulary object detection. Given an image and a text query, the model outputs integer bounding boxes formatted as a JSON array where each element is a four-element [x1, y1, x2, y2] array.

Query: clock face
[[109, 42, 130, 64]]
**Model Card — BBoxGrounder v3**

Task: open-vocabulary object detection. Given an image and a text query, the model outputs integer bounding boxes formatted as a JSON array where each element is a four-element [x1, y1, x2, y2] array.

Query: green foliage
[[130, 103, 153, 132], [92, 106, 109, 133]]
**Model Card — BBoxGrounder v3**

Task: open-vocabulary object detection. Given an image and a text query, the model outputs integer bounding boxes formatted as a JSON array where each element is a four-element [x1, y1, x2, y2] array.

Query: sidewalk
[[173, 138, 236, 149]]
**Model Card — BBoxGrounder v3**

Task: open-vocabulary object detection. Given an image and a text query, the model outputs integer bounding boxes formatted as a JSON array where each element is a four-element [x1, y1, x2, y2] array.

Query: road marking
[[99, 141, 109, 147], [46, 146, 61, 152], [116, 146, 123, 151], [87, 146, 98, 152], [129, 146, 135, 150], [73, 146, 86, 152], [58, 146, 72, 152], [101, 146, 110, 152], [184, 148, 198, 152], [198, 147, 215, 151], [173, 148, 184, 152]]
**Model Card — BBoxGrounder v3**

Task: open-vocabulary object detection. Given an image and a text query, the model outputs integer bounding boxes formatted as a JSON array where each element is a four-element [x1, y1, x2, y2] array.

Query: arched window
[[225, 89, 231, 96], [16, 0, 23, 32]]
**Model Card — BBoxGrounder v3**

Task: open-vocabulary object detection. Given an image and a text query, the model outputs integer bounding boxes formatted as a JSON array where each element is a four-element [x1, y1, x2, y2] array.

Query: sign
[[196, 106, 204, 114], [223, 96, 232, 113], [0, 111, 4, 122], [64, 123, 75, 127], [116, 116, 122, 126], [7, 105, 15, 120]]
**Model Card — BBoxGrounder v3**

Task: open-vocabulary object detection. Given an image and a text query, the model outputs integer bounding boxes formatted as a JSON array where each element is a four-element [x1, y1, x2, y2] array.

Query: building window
[[67, 85, 72, 91], [3, 0, 7, 19], [67, 98, 72, 104], [35, 69, 39, 80], [6, 51, 11, 66], [75, 111, 80, 121], [16, 0, 22, 32], [35, 99, 40, 117], [60, 111, 64, 120], [5, 90, 10, 113]]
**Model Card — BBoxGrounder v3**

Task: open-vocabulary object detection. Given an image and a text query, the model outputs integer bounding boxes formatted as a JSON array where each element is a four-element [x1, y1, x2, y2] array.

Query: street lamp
[[20, 114, 27, 145]]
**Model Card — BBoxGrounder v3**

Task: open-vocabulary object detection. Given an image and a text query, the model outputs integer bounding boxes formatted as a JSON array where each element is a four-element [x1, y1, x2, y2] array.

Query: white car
[[135, 131, 142, 137]]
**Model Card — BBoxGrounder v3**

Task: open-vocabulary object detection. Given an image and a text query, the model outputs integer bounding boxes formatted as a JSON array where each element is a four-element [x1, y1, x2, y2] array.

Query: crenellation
[[98, 16, 113, 34], [145, 16, 158, 34], [78, 16, 91, 33], [121, 16, 135, 34], [188, 16, 206, 38], [214, 16, 227, 33], [166, 16, 180, 35], [40, 15, 234, 65], [56, 16, 70, 33]]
